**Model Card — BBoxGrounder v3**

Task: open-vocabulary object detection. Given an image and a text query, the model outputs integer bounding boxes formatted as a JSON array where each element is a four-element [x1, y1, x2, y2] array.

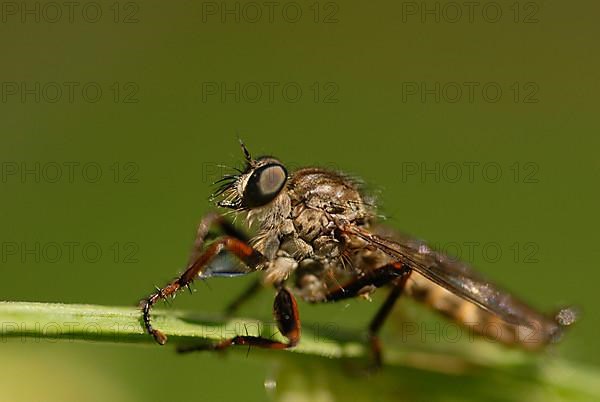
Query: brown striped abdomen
[[405, 273, 561, 350]]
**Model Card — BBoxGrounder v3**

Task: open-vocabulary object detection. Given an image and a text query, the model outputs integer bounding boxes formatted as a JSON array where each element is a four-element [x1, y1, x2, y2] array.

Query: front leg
[[141, 236, 265, 345], [186, 211, 251, 266]]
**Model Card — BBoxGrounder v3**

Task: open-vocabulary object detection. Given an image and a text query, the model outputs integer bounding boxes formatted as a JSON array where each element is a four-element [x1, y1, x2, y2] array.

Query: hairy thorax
[[245, 168, 383, 301]]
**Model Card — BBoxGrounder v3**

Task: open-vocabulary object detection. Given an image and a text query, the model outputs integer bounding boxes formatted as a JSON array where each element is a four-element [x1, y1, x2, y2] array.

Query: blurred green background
[[1, 1, 599, 401]]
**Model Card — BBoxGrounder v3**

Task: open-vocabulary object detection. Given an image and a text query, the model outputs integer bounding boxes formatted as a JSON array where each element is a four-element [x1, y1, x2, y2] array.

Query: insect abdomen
[[405, 273, 561, 350]]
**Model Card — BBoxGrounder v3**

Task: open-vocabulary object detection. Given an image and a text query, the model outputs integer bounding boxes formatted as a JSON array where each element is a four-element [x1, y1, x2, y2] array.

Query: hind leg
[[322, 262, 412, 367]]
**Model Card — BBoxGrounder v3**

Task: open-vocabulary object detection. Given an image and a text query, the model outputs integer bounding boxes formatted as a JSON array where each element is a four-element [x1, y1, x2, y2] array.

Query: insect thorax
[[243, 168, 378, 298]]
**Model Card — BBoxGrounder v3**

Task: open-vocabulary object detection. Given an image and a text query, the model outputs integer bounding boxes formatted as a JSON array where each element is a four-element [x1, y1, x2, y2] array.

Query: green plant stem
[[1, 300, 600, 402], [0, 301, 364, 359]]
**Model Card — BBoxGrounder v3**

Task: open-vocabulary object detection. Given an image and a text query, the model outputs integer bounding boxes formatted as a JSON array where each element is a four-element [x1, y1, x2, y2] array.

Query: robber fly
[[141, 141, 577, 366]]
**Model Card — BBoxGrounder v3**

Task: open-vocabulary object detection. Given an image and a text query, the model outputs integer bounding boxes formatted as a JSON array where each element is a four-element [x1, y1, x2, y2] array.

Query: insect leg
[[188, 212, 262, 315], [367, 270, 411, 367], [186, 211, 250, 267], [224, 278, 264, 315], [179, 286, 301, 353], [141, 236, 265, 345], [319, 262, 411, 366], [323, 262, 410, 302]]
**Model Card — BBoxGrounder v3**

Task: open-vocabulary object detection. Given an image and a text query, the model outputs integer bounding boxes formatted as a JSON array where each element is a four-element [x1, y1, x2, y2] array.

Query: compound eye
[[243, 164, 287, 208]]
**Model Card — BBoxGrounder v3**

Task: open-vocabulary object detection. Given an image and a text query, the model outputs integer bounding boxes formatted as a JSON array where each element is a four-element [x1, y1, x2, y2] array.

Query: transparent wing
[[344, 225, 552, 328]]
